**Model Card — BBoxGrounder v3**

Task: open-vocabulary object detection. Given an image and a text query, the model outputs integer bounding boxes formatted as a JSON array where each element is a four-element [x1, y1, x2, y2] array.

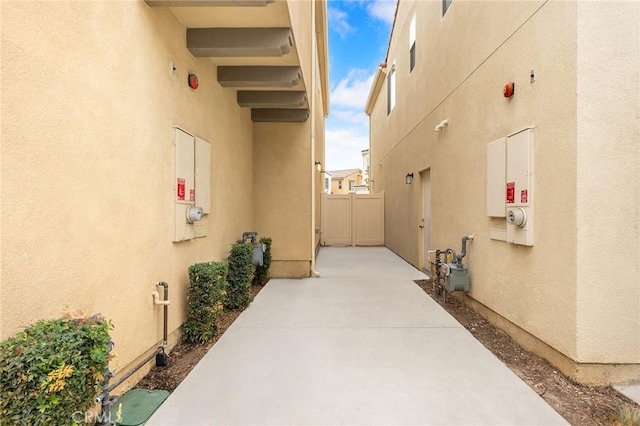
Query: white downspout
[[310, 0, 320, 278]]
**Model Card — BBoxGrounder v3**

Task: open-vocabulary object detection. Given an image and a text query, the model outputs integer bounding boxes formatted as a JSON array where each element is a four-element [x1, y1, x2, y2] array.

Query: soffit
[[159, 0, 301, 67], [146, 0, 307, 121]]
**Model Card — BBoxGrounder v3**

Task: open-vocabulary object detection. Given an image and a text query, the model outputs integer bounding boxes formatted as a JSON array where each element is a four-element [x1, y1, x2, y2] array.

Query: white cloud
[[366, 0, 396, 25], [328, 7, 354, 39], [332, 109, 369, 127], [330, 69, 374, 110], [326, 69, 374, 171], [325, 127, 369, 171]]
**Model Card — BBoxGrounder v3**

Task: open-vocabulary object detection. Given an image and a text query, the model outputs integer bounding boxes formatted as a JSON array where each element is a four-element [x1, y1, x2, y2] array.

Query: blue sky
[[325, 0, 396, 172]]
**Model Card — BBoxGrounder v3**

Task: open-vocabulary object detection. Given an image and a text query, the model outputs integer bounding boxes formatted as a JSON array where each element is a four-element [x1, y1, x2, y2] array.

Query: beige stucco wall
[[250, 0, 326, 278], [253, 122, 312, 277], [575, 1, 640, 364], [287, 0, 313, 95], [1, 0, 255, 374], [370, 0, 639, 374]]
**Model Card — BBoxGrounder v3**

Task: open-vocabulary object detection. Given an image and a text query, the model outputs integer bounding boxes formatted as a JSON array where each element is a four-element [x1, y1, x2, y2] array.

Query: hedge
[[0, 314, 112, 425], [225, 242, 255, 310], [183, 261, 228, 344]]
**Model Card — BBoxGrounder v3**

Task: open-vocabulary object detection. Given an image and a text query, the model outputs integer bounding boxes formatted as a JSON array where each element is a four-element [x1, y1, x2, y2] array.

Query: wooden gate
[[321, 192, 384, 246]]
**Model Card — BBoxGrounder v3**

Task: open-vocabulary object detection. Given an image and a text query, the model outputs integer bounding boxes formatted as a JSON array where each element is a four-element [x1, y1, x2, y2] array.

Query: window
[[338, 180, 343, 190], [409, 15, 416, 72], [443, 0, 452, 16], [349, 180, 355, 191], [387, 61, 396, 115], [324, 177, 329, 193]]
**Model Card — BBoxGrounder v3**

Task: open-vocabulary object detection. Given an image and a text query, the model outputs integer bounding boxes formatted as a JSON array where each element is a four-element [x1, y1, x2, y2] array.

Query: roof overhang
[[144, 0, 313, 122], [364, 66, 387, 116], [146, 0, 275, 6]]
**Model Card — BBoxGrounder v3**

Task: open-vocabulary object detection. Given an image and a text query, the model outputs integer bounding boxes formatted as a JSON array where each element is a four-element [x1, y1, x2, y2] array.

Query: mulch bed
[[136, 278, 639, 425], [136, 284, 263, 392], [414, 278, 639, 425]]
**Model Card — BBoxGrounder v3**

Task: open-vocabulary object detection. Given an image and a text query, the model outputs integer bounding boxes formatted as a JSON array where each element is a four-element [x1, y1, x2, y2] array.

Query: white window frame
[[387, 61, 396, 115]]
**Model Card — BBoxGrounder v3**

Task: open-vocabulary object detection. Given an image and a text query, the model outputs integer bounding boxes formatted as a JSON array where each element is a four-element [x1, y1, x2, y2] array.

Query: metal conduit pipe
[[309, 0, 321, 279], [242, 232, 257, 244], [445, 248, 457, 264], [96, 347, 163, 425], [157, 281, 169, 346], [106, 348, 163, 395], [97, 281, 170, 424], [456, 235, 474, 265]]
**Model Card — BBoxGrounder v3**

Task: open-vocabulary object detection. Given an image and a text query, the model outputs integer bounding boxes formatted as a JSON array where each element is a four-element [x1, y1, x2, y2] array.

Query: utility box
[[242, 232, 264, 266], [175, 128, 195, 205], [486, 137, 506, 217], [253, 243, 264, 266], [486, 128, 534, 246], [173, 128, 210, 242], [505, 128, 534, 246], [443, 263, 470, 293], [195, 136, 211, 213]]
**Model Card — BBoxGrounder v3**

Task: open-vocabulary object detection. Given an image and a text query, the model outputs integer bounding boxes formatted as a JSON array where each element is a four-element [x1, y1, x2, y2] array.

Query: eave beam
[[187, 28, 293, 57], [145, 0, 274, 7], [237, 91, 307, 108], [251, 109, 309, 122], [217, 66, 302, 88]]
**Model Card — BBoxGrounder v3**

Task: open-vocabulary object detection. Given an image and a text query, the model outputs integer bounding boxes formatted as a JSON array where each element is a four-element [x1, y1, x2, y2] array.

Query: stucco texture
[[575, 1, 640, 364], [253, 122, 312, 277], [368, 0, 639, 372], [1, 0, 263, 372]]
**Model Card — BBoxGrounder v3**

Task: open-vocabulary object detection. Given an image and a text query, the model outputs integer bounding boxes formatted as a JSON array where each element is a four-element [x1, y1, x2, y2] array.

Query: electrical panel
[[487, 138, 506, 217], [173, 128, 210, 242], [195, 137, 211, 213], [175, 128, 195, 205], [486, 128, 534, 246], [505, 128, 534, 246]]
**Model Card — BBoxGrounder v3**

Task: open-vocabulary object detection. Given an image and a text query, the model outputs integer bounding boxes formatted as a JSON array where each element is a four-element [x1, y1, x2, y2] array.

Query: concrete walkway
[[147, 247, 567, 425]]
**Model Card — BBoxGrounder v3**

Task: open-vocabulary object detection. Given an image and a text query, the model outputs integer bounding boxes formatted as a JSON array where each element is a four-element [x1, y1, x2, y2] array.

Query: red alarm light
[[188, 73, 199, 90], [503, 82, 515, 98]]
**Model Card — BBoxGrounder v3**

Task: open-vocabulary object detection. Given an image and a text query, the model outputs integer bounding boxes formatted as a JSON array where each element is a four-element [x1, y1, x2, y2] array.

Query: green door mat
[[109, 388, 170, 426]]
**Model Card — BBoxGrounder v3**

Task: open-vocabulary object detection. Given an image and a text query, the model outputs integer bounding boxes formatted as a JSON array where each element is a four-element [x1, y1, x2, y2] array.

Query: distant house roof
[[326, 168, 361, 179]]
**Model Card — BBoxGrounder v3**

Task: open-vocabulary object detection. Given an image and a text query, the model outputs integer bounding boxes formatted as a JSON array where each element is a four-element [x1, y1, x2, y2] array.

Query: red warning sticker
[[521, 189, 528, 203], [190, 189, 195, 202], [177, 178, 185, 200], [506, 182, 515, 204]]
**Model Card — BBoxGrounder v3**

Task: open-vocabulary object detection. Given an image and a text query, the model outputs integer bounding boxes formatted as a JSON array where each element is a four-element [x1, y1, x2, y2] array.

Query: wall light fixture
[[405, 173, 414, 184]]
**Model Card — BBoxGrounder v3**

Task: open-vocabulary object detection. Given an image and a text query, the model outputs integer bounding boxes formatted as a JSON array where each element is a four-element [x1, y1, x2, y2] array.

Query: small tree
[[183, 261, 228, 344], [225, 242, 255, 310]]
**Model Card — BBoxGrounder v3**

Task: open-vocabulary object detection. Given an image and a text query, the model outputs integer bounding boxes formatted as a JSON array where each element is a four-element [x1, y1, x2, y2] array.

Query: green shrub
[[0, 314, 112, 425], [183, 261, 228, 344], [253, 237, 272, 286], [225, 242, 255, 310]]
